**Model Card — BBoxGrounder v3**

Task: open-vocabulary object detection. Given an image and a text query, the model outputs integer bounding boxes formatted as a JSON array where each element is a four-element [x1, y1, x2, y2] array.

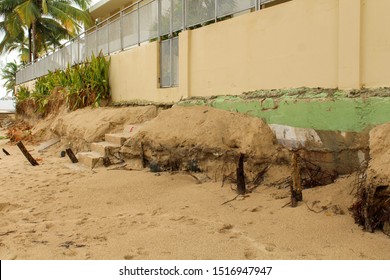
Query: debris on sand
[[6, 120, 33, 143]]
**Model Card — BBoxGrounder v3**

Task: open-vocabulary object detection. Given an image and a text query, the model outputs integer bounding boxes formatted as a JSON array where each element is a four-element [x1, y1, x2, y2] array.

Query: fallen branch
[[281, 201, 291, 208], [304, 202, 326, 214], [267, 177, 292, 189], [298, 153, 337, 188], [221, 194, 241, 206], [250, 165, 269, 186], [221, 172, 235, 188], [185, 172, 202, 184]]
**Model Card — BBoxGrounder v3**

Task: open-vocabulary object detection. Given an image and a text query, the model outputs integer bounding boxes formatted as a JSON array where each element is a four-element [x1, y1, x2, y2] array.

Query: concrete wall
[[109, 0, 390, 103], [109, 41, 182, 104], [179, 89, 390, 133], [361, 0, 390, 88], [188, 0, 339, 97]]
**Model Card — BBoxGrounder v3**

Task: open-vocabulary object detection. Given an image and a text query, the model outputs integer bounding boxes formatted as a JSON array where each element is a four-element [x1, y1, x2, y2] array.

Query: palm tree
[[0, 0, 93, 63], [0, 32, 30, 64], [1, 61, 19, 96], [0, 1, 26, 57]]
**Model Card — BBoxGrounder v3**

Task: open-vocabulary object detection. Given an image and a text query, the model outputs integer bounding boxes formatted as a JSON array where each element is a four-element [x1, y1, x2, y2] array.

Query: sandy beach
[[1, 104, 390, 260], [1, 129, 390, 260]]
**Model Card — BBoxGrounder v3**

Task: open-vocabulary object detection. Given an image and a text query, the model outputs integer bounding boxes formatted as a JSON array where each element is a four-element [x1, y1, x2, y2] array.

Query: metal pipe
[[215, 0, 218, 22], [170, 0, 173, 37], [182, 0, 186, 30], [169, 38, 173, 87], [157, 0, 161, 39], [107, 22, 110, 54], [120, 11, 124, 51], [137, 2, 140, 46], [77, 38, 80, 64], [95, 27, 98, 56]]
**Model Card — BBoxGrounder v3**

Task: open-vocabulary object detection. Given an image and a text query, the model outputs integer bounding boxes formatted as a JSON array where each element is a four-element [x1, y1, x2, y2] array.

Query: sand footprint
[[218, 224, 234, 234], [0, 202, 20, 213], [123, 247, 149, 260], [244, 248, 257, 259]]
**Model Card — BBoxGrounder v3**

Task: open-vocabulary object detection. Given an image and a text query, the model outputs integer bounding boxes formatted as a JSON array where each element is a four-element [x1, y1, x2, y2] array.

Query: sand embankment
[[1, 106, 389, 260]]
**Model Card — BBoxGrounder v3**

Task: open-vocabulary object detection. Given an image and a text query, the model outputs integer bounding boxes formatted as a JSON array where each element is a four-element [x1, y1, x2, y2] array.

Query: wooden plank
[[17, 141, 39, 166], [36, 138, 60, 152]]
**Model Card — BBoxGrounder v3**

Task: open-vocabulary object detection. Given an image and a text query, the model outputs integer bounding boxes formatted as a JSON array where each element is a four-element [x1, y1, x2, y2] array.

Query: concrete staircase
[[77, 125, 139, 168]]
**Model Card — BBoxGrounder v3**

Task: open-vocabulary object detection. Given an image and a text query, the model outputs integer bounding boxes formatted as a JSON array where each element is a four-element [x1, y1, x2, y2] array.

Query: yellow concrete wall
[[187, 0, 339, 97], [361, 0, 390, 88], [109, 0, 342, 102], [338, 0, 361, 89], [109, 41, 182, 103]]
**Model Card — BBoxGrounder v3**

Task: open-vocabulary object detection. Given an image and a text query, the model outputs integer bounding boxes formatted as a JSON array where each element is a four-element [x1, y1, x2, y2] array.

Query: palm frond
[[15, 0, 40, 27]]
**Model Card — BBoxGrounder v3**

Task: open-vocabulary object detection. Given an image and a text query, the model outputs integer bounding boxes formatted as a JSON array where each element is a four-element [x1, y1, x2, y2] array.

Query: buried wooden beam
[[291, 151, 303, 207], [236, 153, 246, 195], [17, 141, 39, 166], [66, 148, 78, 163]]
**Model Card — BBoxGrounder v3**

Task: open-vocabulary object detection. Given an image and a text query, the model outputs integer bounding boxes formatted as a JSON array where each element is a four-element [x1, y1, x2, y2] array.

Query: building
[[15, 0, 390, 104]]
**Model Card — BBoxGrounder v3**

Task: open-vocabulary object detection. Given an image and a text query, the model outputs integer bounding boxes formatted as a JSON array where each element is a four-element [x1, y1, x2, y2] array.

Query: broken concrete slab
[[77, 151, 103, 169]]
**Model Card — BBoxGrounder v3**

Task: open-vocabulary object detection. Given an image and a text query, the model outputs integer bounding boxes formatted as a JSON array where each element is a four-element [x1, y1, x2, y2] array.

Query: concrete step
[[77, 151, 103, 169], [104, 133, 132, 146], [91, 141, 121, 157]]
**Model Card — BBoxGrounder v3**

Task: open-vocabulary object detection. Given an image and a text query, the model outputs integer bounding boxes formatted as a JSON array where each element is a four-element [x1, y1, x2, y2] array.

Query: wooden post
[[2, 148, 10, 156], [291, 151, 302, 207], [66, 148, 78, 163], [236, 153, 246, 195], [140, 142, 147, 168], [363, 184, 375, 233], [17, 141, 39, 166], [103, 157, 111, 167]]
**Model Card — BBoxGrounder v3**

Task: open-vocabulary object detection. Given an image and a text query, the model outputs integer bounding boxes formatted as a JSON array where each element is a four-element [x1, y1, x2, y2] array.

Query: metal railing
[[16, 0, 281, 86]]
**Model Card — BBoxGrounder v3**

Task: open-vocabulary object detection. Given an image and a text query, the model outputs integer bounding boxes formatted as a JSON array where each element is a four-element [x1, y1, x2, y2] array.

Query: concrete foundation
[[178, 88, 386, 175]]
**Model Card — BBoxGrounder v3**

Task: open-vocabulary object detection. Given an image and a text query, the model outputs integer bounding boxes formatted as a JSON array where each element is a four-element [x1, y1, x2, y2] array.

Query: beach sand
[[1, 104, 390, 260], [1, 131, 390, 260]]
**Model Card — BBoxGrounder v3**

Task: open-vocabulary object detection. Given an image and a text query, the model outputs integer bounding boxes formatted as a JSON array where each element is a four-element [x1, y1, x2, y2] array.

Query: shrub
[[16, 52, 111, 117]]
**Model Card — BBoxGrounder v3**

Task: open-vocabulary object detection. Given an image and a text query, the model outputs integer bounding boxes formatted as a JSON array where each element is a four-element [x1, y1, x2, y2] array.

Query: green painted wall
[[178, 89, 390, 132]]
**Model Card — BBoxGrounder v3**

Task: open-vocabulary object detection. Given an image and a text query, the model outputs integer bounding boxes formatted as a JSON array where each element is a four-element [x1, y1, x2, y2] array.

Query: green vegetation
[[15, 53, 110, 116], [14, 85, 30, 104], [0, 60, 19, 96]]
